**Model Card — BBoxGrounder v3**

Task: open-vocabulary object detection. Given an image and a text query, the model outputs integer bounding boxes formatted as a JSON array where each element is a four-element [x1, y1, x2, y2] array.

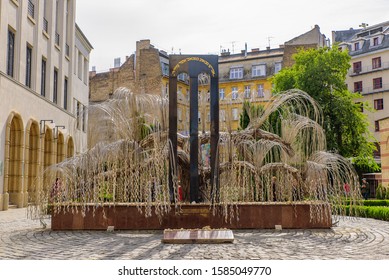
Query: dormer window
[[354, 42, 360, 51], [230, 67, 243, 79], [373, 37, 379, 46]]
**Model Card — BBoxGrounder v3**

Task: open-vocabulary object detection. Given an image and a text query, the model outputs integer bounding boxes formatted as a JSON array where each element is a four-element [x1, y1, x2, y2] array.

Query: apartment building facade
[[334, 21, 389, 144], [89, 26, 326, 140], [0, 0, 92, 211]]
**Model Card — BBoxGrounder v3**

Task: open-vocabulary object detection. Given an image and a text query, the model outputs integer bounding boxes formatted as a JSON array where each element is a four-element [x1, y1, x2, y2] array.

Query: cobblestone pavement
[[1, 208, 389, 260]]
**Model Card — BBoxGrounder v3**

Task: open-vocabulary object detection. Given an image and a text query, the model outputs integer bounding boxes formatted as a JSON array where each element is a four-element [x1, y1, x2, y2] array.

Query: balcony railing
[[352, 83, 389, 95], [43, 18, 48, 33], [55, 32, 60, 46], [28, 0, 34, 18], [349, 61, 389, 76]]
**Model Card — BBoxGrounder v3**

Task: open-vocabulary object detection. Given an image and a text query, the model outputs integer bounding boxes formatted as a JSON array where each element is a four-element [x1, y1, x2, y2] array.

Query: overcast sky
[[76, 0, 389, 72]]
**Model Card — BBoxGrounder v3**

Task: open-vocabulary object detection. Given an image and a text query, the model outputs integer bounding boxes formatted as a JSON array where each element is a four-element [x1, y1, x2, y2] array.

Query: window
[[373, 77, 382, 89], [198, 111, 201, 123], [165, 83, 169, 97], [78, 51, 82, 80], [161, 62, 169, 76], [374, 99, 383, 110], [257, 84, 264, 98], [354, 42, 360, 51], [274, 62, 282, 74], [354, 81, 363, 93], [220, 110, 226, 122], [64, 77, 68, 110], [230, 67, 243, 79], [53, 69, 58, 104], [41, 58, 46, 96], [26, 45, 32, 88], [55, 0, 60, 45], [76, 102, 81, 129], [373, 37, 379, 46], [372, 57, 381, 69], [375, 121, 380, 132], [353, 61, 362, 73], [244, 85, 251, 99], [232, 108, 239, 121], [231, 86, 238, 100], [82, 105, 87, 132], [43, 0, 48, 33], [177, 72, 188, 83], [84, 57, 88, 84], [219, 88, 225, 100], [28, 0, 35, 19], [7, 29, 15, 77], [177, 108, 182, 121], [252, 64, 266, 77]]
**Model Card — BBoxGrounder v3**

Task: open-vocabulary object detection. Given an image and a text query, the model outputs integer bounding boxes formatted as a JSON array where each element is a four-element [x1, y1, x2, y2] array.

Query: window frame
[[25, 44, 33, 88], [252, 64, 266, 77], [353, 61, 362, 73], [53, 68, 58, 104], [354, 81, 363, 93], [373, 77, 382, 90], [41, 58, 47, 96], [374, 98, 384, 110], [7, 29, 15, 77], [372, 57, 381, 69], [229, 67, 243, 80]]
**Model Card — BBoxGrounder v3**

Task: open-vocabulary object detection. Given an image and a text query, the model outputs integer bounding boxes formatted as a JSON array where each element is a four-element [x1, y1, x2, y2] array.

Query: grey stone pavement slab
[[1, 208, 389, 260]]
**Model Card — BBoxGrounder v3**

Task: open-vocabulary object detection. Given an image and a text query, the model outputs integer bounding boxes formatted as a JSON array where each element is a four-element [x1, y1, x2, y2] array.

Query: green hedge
[[340, 199, 389, 207], [342, 205, 389, 221]]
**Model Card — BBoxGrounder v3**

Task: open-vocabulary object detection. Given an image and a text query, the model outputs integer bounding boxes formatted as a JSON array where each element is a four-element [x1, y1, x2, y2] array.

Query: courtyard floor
[[1, 208, 389, 260]]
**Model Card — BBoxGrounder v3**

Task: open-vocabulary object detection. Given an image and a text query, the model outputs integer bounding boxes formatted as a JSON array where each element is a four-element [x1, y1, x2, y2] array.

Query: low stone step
[[8, 204, 18, 209]]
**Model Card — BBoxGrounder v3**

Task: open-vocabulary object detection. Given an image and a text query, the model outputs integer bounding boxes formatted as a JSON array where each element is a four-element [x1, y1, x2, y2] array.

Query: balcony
[[349, 61, 389, 76], [354, 83, 389, 95]]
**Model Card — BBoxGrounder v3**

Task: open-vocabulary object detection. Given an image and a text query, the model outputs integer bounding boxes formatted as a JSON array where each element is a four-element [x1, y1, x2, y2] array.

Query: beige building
[[0, 0, 92, 211], [333, 21, 389, 158], [379, 117, 389, 186]]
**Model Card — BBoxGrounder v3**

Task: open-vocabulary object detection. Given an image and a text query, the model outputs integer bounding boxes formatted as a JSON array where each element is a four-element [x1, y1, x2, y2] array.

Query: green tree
[[273, 46, 379, 171]]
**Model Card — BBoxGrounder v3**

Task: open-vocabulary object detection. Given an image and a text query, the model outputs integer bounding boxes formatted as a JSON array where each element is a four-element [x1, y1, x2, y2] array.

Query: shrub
[[341, 205, 389, 221]]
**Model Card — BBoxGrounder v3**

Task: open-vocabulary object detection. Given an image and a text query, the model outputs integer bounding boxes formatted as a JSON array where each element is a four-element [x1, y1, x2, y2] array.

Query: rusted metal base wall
[[51, 203, 332, 230]]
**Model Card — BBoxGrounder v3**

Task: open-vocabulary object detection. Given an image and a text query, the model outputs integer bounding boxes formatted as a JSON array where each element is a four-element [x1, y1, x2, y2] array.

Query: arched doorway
[[4, 112, 24, 208], [25, 120, 40, 204], [43, 128, 54, 192], [67, 136, 74, 158], [57, 133, 65, 163]]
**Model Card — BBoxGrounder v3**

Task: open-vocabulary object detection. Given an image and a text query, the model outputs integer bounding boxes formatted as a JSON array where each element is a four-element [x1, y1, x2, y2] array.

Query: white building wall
[[0, 0, 92, 210]]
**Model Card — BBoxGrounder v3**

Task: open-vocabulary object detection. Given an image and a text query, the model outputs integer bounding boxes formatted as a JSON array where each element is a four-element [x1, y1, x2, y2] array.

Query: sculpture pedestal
[[51, 202, 332, 230]]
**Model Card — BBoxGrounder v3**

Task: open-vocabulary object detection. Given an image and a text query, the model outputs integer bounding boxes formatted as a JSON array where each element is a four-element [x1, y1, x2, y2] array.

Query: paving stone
[[1, 208, 389, 259]]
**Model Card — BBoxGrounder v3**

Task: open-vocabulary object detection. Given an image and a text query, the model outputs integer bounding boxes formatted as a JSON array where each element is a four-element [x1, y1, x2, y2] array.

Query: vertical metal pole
[[168, 77, 177, 203], [189, 75, 199, 202]]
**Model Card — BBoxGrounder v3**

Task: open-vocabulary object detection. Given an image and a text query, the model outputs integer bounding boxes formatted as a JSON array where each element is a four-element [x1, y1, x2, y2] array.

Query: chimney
[[114, 57, 121, 68], [89, 66, 96, 78], [251, 48, 260, 52]]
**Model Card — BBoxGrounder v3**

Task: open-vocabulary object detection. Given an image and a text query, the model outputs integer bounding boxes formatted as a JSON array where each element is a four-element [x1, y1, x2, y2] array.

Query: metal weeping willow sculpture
[[28, 57, 362, 229]]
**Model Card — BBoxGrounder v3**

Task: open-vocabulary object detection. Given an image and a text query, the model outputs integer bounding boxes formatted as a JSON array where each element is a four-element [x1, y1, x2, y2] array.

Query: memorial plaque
[[162, 229, 234, 244]]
